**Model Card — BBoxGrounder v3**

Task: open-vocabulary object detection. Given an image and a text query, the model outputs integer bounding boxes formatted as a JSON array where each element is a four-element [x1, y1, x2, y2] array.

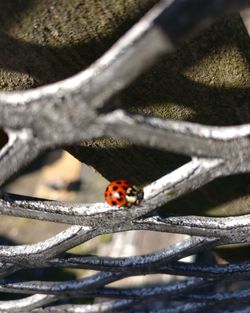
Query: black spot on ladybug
[[119, 192, 123, 198], [122, 186, 127, 191], [105, 192, 107, 197], [105, 187, 108, 192], [112, 201, 117, 205], [116, 181, 122, 184], [112, 186, 118, 191]]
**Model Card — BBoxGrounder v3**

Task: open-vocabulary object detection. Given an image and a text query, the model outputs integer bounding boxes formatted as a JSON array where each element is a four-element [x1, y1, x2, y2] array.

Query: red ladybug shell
[[104, 180, 143, 207]]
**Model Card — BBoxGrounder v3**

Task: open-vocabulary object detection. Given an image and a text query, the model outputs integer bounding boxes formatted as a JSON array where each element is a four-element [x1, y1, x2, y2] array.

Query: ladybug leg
[[136, 189, 144, 204], [125, 201, 133, 208]]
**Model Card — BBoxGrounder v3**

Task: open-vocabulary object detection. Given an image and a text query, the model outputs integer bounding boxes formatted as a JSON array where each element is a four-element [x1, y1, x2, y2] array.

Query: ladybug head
[[125, 185, 144, 205]]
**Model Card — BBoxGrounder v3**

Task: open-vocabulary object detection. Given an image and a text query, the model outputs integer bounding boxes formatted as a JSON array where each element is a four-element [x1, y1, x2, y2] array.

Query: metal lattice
[[0, 0, 250, 312]]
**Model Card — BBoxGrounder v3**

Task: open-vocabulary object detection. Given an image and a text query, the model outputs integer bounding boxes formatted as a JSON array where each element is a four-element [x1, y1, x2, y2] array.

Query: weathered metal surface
[[0, 0, 249, 311]]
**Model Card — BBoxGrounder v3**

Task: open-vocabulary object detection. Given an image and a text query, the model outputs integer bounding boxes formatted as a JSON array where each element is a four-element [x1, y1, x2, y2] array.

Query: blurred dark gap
[[0, 128, 8, 148]]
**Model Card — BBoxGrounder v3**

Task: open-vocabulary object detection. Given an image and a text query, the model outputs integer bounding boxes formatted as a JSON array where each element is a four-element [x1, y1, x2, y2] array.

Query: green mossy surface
[[0, 0, 158, 89], [121, 16, 250, 126]]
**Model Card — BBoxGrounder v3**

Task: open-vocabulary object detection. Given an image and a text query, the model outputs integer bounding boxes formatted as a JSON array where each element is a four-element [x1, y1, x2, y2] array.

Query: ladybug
[[104, 180, 143, 207]]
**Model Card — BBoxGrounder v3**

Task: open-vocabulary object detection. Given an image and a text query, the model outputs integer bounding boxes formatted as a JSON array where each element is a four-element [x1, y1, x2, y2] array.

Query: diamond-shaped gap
[[68, 139, 191, 187]]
